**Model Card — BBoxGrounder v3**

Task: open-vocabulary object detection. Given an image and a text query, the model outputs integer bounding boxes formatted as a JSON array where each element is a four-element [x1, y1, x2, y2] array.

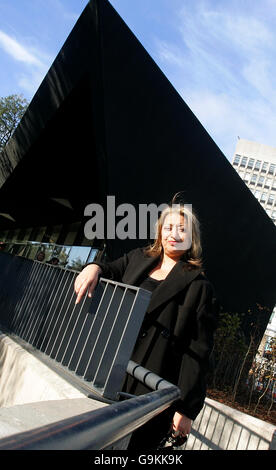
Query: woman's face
[[161, 212, 187, 260]]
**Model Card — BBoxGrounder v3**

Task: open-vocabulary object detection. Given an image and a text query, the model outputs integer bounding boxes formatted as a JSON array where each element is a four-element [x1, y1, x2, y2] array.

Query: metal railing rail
[[0, 361, 181, 450], [0, 252, 151, 400]]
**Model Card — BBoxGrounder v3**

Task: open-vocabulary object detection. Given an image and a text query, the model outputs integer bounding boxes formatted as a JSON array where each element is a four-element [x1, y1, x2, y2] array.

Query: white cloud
[[180, 88, 276, 159], [153, 1, 276, 159], [155, 39, 186, 68], [0, 30, 43, 67], [0, 29, 50, 97]]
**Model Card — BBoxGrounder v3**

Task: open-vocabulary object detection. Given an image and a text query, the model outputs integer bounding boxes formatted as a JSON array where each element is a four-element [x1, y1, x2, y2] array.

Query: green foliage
[[0, 94, 29, 151], [208, 308, 276, 419]]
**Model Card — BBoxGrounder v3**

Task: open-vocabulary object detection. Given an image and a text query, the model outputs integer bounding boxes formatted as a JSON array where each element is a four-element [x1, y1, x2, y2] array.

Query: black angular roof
[[0, 0, 275, 332]]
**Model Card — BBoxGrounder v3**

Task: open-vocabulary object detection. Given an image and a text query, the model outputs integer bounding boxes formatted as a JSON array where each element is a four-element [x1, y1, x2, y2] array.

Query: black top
[[139, 276, 163, 292]]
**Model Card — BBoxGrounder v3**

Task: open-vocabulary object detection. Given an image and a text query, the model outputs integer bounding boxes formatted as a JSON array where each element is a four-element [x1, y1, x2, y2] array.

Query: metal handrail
[[0, 252, 180, 450], [0, 252, 151, 400], [0, 362, 181, 450]]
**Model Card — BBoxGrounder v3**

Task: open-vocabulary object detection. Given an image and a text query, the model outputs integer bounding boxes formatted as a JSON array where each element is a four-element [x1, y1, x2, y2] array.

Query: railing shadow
[[183, 400, 274, 450]]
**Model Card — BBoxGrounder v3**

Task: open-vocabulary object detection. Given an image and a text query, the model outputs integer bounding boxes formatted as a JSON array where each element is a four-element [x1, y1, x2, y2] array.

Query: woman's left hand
[[172, 412, 192, 436]]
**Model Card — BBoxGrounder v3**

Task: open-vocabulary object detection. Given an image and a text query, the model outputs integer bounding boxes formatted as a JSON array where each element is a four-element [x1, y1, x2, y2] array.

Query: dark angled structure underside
[[0, 0, 275, 339]]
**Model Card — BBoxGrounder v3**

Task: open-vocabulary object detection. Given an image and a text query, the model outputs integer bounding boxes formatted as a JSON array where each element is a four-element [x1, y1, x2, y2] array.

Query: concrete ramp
[[0, 332, 87, 407], [0, 397, 107, 439], [0, 332, 108, 441]]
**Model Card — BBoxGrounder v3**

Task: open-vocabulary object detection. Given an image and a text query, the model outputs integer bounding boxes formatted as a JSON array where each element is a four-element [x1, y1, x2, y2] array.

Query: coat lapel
[[146, 262, 202, 313], [122, 252, 159, 286], [122, 249, 202, 314]]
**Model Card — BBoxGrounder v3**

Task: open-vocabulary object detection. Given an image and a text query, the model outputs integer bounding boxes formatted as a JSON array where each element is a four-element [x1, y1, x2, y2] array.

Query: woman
[[74, 204, 218, 449]]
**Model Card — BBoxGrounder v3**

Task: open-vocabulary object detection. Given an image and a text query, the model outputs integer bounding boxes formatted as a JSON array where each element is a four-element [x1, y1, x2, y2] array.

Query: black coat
[[93, 247, 218, 420]]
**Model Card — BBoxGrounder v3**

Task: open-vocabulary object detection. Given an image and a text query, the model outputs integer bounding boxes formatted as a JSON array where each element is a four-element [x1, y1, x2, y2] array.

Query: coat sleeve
[[86, 247, 138, 282], [173, 280, 219, 420]]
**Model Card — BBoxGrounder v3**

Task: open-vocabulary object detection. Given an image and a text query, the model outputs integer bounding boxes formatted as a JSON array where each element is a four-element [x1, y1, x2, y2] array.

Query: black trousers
[[127, 407, 174, 451]]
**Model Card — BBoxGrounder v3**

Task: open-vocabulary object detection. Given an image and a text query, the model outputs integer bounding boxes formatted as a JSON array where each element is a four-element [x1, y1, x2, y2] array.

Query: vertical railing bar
[[55, 287, 89, 363], [25, 263, 55, 343], [34, 268, 69, 347], [11, 260, 41, 332], [14, 262, 43, 335], [245, 432, 251, 450], [18, 262, 48, 338], [101, 290, 139, 385], [235, 425, 243, 450], [211, 410, 222, 447], [69, 282, 110, 371], [93, 287, 129, 381], [22, 264, 52, 342], [47, 274, 78, 357], [6, 258, 24, 326], [81, 284, 120, 378], [28, 266, 61, 345], [99, 289, 149, 397], [43, 274, 76, 355], [39, 270, 72, 351], [0, 259, 20, 328], [225, 420, 235, 449], [71, 284, 116, 376], [10, 260, 33, 330], [217, 415, 228, 448]]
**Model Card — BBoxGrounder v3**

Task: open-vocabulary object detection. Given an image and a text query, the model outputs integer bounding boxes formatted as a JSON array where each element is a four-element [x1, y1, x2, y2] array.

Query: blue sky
[[1, 0, 276, 161]]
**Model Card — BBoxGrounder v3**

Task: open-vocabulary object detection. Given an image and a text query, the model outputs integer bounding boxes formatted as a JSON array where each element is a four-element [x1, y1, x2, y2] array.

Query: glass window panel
[[257, 175, 264, 186], [86, 248, 98, 264], [254, 160, 261, 170], [47, 245, 72, 266], [240, 156, 247, 167], [247, 158, 254, 169], [268, 164, 275, 175], [233, 154, 240, 165], [65, 246, 92, 271], [27, 242, 43, 260], [261, 162, 268, 172], [268, 194, 275, 205], [265, 177, 272, 188]]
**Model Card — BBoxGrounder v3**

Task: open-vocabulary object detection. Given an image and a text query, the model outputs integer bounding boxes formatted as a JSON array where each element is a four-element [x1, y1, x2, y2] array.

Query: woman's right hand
[[74, 264, 102, 304]]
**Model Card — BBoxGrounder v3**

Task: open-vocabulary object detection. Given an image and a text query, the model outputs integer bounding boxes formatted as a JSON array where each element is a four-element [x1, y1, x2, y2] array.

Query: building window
[[254, 190, 261, 199], [240, 156, 247, 167], [272, 181, 276, 191], [266, 208, 271, 217], [267, 194, 275, 205], [257, 175, 264, 186], [254, 160, 261, 171], [268, 163, 276, 175], [272, 210, 276, 219], [264, 177, 272, 189], [260, 192, 267, 203], [233, 154, 241, 165], [247, 158, 254, 169], [244, 172, 250, 182], [261, 162, 268, 173], [250, 174, 257, 185]]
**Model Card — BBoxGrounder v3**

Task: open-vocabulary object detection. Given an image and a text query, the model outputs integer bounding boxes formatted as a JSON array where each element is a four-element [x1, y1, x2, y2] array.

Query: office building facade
[[232, 138, 276, 352], [232, 139, 276, 223]]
